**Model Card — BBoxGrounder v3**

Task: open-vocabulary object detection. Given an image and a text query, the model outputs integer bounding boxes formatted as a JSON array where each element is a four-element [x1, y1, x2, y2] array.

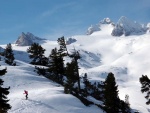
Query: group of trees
[[26, 37, 150, 112], [0, 43, 16, 113], [27, 36, 131, 113], [1, 37, 150, 113]]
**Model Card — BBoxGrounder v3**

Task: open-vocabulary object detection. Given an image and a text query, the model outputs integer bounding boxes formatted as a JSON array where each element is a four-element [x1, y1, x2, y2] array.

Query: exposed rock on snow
[[111, 16, 146, 36], [15, 32, 45, 46], [66, 37, 77, 45], [147, 23, 150, 33], [86, 25, 100, 35], [100, 18, 114, 25]]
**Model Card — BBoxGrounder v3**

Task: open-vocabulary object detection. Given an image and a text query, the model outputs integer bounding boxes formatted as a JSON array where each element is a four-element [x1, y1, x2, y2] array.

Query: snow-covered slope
[[1, 17, 150, 112], [1, 56, 103, 113], [86, 18, 114, 35], [67, 34, 150, 113], [15, 32, 46, 46]]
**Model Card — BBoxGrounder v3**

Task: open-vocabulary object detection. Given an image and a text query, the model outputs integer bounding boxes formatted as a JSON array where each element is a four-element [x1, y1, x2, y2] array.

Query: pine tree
[[139, 75, 150, 105], [48, 48, 65, 84], [27, 43, 46, 65], [4, 43, 15, 65], [0, 68, 11, 113], [64, 61, 78, 94], [57, 36, 68, 56], [82, 73, 89, 97], [103, 72, 119, 113], [69, 49, 81, 92]]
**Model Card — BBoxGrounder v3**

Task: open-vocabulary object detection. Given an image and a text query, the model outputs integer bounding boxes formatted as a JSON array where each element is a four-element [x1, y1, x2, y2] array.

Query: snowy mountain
[[15, 32, 46, 46], [87, 16, 148, 36], [86, 18, 114, 35], [1, 16, 150, 113], [112, 16, 147, 36]]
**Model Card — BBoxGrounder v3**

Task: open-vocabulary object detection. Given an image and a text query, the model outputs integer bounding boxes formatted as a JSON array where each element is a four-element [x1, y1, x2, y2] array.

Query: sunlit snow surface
[[1, 25, 150, 112]]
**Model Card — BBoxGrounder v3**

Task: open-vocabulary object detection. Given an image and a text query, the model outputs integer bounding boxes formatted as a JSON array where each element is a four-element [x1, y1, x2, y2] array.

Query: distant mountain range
[[14, 16, 150, 46], [87, 16, 149, 36]]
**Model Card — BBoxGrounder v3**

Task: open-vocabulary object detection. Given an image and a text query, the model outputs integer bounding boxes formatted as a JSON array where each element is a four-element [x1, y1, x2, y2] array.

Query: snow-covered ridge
[[86, 18, 114, 35], [112, 16, 147, 36], [87, 16, 149, 36], [15, 32, 46, 46]]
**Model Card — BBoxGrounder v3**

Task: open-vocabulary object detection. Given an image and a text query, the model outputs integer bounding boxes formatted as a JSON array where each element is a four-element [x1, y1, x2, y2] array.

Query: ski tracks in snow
[[10, 98, 56, 113]]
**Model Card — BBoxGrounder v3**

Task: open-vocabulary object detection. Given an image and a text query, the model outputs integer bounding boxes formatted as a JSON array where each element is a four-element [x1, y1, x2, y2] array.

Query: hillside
[[1, 57, 103, 113], [1, 18, 150, 112]]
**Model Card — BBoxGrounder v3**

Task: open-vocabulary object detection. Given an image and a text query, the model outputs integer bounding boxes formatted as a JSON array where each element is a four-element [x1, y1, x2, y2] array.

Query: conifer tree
[[57, 36, 68, 56], [103, 72, 119, 113], [69, 49, 81, 92], [82, 73, 89, 97], [64, 61, 78, 94], [4, 43, 15, 65], [0, 68, 11, 113], [27, 43, 46, 65], [48, 48, 64, 84], [139, 75, 150, 105]]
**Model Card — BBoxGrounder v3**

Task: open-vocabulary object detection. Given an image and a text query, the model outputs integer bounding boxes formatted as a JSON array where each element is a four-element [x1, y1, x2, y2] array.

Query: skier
[[23, 90, 28, 100]]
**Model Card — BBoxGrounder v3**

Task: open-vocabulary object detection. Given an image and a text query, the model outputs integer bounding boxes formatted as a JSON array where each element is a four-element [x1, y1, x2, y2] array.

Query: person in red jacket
[[23, 90, 28, 100]]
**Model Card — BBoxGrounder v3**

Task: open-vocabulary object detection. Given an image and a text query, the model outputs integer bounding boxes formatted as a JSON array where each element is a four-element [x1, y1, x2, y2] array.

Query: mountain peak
[[15, 32, 45, 46], [111, 16, 146, 36], [100, 18, 112, 24], [86, 18, 114, 35]]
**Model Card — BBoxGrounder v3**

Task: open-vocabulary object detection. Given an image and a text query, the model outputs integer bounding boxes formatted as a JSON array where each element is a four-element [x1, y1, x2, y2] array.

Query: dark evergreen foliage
[[139, 75, 150, 105], [35, 66, 46, 76], [4, 43, 15, 65], [82, 73, 89, 97], [69, 49, 81, 92], [103, 72, 120, 113], [119, 100, 131, 113], [103, 72, 131, 113], [0, 68, 11, 113], [82, 73, 104, 100], [57, 36, 68, 56], [48, 48, 65, 85], [64, 60, 79, 94], [27, 43, 47, 65]]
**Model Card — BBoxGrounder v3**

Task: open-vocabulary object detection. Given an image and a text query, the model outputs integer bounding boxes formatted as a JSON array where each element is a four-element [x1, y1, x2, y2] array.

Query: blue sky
[[0, 0, 150, 44]]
